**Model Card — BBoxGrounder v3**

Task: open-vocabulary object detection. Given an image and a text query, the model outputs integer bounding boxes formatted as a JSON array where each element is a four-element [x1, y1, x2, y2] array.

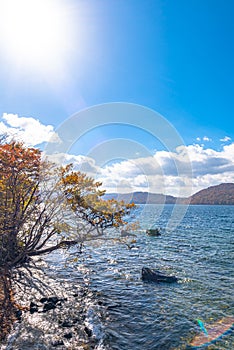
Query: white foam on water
[[85, 306, 107, 349]]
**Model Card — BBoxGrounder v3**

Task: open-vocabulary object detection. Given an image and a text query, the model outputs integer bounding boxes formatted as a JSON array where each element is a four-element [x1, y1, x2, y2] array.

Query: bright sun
[[0, 0, 73, 74]]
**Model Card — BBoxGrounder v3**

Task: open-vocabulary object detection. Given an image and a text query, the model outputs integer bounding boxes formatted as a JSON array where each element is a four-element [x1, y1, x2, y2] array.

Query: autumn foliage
[[0, 140, 135, 269], [0, 142, 41, 267], [0, 139, 135, 340], [61, 165, 135, 235]]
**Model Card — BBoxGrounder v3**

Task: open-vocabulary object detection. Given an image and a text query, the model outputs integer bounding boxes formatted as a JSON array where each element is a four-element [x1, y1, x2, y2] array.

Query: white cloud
[[43, 142, 234, 196], [196, 136, 212, 142], [220, 136, 231, 142], [42, 142, 234, 196], [0, 113, 61, 146], [203, 136, 212, 142], [1, 114, 233, 197], [45, 152, 99, 177], [95, 143, 234, 196]]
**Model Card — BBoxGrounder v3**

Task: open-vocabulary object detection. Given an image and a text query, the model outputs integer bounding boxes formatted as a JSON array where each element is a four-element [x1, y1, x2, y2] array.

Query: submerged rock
[[121, 230, 137, 238], [146, 228, 161, 236], [141, 267, 178, 283]]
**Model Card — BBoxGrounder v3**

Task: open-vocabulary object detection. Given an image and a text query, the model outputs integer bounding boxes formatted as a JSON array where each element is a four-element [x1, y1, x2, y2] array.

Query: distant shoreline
[[104, 183, 234, 205]]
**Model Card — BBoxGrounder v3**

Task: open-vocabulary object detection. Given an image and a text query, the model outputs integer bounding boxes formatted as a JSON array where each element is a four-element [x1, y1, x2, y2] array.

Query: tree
[[0, 141, 135, 270], [0, 140, 135, 340], [60, 165, 134, 237], [0, 141, 41, 267]]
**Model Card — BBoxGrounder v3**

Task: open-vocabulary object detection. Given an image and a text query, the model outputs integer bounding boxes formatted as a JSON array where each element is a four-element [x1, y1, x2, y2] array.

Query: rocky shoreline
[[0, 259, 108, 350]]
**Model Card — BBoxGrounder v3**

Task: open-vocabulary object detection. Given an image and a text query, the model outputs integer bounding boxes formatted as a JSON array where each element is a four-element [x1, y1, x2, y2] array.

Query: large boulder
[[141, 267, 178, 283]]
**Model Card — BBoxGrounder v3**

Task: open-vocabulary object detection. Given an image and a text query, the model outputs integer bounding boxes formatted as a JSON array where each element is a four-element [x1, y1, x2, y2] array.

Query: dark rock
[[142, 267, 178, 283], [40, 297, 48, 303], [30, 301, 39, 314], [73, 317, 82, 323], [146, 228, 161, 236], [47, 296, 60, 304], [52, 340, 64, 347], [43, 302, 57, 312], [40, 296, 65, 312], [30, 306, 38, 314], [61, 320, 73, 328], [84, 326, 92, 337], [15, 309, 22, 320], [64, 332, 73, 339], [73, 293, 79, 297], [30, 301, 38, 308], [40, 296, 62, 304]]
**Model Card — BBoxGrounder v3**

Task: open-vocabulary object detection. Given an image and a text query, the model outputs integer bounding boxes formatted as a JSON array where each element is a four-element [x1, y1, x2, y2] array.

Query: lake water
[[3, 205, 234, 350], [79, 204, 234, 349]]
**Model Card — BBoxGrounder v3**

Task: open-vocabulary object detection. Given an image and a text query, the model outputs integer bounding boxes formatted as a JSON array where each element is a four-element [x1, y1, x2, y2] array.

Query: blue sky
[[0, 0, 233, 195]]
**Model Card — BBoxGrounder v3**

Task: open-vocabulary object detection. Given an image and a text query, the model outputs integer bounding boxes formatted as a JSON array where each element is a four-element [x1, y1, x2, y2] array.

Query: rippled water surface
[[4, 205, 234, 350], [80, 205, 234, 349]]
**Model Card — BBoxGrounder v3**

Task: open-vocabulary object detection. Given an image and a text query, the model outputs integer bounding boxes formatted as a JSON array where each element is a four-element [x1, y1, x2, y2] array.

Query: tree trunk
[[0, 269, 16, 341]]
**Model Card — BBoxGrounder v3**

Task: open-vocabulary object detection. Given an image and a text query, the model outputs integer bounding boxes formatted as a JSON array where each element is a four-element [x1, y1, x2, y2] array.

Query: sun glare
[[0, 0, 73, 75]]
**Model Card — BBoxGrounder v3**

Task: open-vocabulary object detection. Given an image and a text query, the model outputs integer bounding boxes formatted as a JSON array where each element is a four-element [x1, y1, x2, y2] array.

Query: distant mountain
[[103, 191, 179, 204], [188, 183, 234, 205], [104, 183, 234, 205]]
